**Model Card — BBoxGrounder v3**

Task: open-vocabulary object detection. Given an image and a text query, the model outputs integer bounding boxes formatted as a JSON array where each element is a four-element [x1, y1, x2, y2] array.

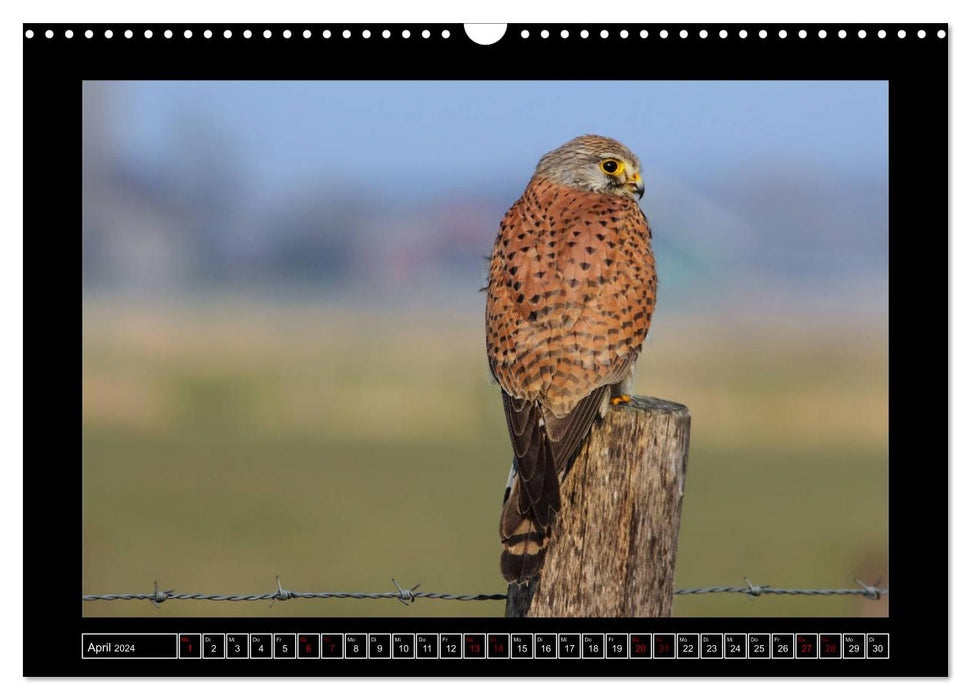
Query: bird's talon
[[610, 394, 632, 405]]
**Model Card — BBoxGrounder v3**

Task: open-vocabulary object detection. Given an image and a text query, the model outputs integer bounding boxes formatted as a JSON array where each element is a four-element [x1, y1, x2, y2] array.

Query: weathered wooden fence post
[[505, 396, 690, 617]]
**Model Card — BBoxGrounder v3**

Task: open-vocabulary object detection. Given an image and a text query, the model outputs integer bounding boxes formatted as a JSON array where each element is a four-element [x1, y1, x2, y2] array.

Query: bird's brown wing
[[499, 385, 610, 528], [487, 178, 655, 415]]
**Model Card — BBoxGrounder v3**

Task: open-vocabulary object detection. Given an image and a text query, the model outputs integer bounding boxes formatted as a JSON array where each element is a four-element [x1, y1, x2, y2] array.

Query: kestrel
[[485, 135, 657, 584]]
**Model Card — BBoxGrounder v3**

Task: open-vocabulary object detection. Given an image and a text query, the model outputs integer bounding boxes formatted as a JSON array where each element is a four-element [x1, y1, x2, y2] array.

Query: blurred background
[[82, 80, 888, 617]]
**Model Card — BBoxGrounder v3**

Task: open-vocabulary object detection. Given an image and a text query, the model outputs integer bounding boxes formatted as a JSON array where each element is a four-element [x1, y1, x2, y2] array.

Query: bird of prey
[[485, 134, 657, 584]]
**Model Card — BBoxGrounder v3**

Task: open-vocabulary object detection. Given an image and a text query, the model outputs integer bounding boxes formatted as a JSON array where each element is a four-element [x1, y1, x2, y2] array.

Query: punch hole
[[464, 24, 506, 45], [25, 29, 34, 38], [184, 30, 193, 39], [65, 29, 74, 39], [105, 29, 113, 39], [938, 29, 946, 38]]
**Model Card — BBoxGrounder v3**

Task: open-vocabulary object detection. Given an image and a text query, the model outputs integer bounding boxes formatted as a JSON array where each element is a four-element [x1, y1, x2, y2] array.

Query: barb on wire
[[392, 579, 420, 605], [150, 580, 169, 608], [855, 577, 884, 600], [269, 575, 291, 607], [82, 577, 888, 606]]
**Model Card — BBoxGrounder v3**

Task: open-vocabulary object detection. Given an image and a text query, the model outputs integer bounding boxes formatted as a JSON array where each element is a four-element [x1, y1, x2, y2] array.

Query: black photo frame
[[24, 22, 947, 677]]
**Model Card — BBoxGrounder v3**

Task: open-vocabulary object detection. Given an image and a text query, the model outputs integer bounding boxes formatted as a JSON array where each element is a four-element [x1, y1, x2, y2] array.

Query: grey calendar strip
[[81, 632, 889, 660]]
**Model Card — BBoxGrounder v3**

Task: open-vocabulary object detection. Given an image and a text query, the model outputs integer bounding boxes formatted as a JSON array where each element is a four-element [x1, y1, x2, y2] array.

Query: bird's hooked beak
[[628, 172, 645, 200]]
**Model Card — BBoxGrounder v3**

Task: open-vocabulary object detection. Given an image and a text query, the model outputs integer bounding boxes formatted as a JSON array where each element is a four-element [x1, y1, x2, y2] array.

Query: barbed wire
[[81, 576, 887, 607]]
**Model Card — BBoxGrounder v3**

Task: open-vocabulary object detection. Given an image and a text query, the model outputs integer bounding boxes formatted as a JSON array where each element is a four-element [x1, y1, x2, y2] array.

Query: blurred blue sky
[[115, 80, 887, 203], [85, 80, 889, 315]]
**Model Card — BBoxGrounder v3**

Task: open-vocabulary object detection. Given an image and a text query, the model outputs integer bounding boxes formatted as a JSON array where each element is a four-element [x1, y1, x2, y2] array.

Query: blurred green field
[[82, 300, 888, 618]]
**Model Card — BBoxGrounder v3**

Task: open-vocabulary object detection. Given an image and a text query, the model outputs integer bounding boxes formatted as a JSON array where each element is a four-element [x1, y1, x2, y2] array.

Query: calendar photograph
[[80, 78, 890, 620]]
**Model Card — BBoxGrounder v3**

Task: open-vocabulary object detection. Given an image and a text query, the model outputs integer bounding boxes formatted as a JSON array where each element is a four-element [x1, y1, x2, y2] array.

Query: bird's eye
[[600, 159, 625, 176]]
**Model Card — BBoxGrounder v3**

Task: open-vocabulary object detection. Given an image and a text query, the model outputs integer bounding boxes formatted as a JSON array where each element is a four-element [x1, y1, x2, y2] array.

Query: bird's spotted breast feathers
[[486, 176, 656, 417]]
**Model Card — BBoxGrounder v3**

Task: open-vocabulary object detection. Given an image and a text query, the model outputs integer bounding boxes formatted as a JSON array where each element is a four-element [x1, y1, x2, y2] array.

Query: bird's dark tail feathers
[[500, 479, 552, 584], [498, 443, 559, 584], [497, 388, 610, 585]]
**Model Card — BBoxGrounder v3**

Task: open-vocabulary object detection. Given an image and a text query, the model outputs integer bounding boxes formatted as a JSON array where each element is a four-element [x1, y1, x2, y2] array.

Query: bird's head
[[534, 134, 644, 200]]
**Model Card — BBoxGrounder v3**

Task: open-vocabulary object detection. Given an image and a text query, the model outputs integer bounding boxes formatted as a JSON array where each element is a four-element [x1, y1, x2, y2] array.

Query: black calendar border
[[23, 22, 948, 678]]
